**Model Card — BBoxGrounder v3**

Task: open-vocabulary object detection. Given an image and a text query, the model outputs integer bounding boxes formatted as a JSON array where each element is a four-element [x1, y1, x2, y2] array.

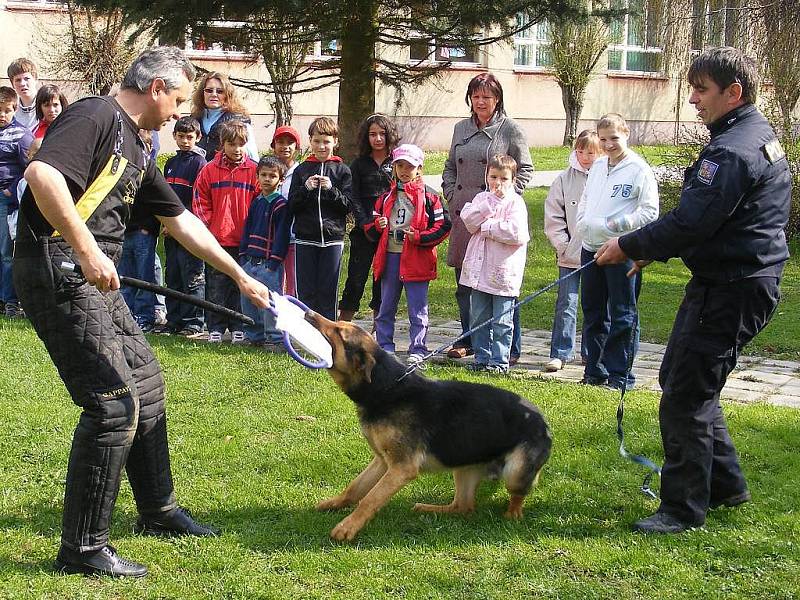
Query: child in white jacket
[[544, 130, 601, 372], [460, 154, 530, 373], [575, 113, 658, 390]]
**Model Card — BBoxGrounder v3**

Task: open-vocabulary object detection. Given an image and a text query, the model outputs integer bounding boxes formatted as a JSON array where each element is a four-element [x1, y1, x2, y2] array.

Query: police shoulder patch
[[696, 159, 719, 185], [762, 139, 786, 164]]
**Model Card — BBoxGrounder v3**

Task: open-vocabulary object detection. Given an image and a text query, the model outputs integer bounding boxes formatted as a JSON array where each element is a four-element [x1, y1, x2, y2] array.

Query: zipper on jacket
[[317, 161, 325, 245]]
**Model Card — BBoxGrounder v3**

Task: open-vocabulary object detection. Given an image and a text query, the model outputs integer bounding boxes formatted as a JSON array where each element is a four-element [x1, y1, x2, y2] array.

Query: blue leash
[[398, 259, 599, 380]]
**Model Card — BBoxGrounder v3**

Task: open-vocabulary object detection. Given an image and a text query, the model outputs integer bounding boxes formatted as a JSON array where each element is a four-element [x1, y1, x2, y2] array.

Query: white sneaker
[[407, 354, 427, 370], [544, 358, 563, 372], [231, 330, 246, 345], [208, 331, 223, 343]]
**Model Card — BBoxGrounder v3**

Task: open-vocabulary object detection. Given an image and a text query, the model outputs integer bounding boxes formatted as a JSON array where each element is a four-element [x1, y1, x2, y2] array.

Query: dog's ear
[[355, 349, 377, 384]]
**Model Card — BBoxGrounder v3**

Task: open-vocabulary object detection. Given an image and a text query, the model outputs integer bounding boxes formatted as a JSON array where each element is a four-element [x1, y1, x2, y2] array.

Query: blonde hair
[[574, 129, 601, 153], [309, 116, 338, 138], [596, 113, 630, 135], [190, 72, 250, 119]]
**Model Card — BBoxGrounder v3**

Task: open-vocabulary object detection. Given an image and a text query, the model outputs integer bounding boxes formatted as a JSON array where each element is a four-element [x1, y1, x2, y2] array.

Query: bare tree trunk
[[271, 82, 294, 127], [337, 0, 378, 161], [560, 84, 583, 146]]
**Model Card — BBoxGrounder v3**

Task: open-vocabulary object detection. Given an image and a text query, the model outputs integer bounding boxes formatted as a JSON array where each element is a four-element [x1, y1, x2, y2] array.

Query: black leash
[[59, 261, 255, 326], [397, 259, 598, 380]]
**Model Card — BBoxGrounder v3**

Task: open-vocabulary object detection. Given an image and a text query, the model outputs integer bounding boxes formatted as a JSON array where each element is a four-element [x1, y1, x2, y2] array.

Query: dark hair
[[174, 116, 201, 136], [257, 155, 287, 178], [488, 154, 517, 178], [7, 57, 37, 80], [0, 86, 17, 106], [465, 72, 505, 118], [357, 114, 400, 158], [218, 120, 248, 145], [687, 46, 759, 105], [35, 84, 68, 121], [308, 116, 338, 138]]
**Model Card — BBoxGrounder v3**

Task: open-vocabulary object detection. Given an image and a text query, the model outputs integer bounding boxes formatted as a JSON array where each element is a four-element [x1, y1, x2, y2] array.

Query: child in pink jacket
[[459, 154, 530, 373]]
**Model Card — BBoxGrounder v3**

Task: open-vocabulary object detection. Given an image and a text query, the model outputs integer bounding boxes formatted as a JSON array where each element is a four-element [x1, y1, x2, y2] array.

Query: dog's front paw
[[330, 516, 362, 541], [316, 496, 349, 511]]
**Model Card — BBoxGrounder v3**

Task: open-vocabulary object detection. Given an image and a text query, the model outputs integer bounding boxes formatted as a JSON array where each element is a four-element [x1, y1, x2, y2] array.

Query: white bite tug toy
[[268, 293, 333, 369]]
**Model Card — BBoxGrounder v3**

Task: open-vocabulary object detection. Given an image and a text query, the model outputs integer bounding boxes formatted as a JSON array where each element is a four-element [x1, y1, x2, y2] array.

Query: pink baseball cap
[[271, 125, 301, 148], [391, 144, 424, 167]]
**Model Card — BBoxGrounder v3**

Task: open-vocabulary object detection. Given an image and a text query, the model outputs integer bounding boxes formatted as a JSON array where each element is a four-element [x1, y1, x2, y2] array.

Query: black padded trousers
[[14, 238, 177, 552]]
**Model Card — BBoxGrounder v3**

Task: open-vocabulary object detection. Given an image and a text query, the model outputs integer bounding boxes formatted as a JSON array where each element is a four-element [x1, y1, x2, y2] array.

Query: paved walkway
[[359, 317, 800, 409]]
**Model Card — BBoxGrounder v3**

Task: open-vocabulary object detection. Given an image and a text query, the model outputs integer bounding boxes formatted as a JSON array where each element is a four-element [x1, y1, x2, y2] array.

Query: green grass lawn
[[1, 320, 799, 599], [421, 146, 678, 175]]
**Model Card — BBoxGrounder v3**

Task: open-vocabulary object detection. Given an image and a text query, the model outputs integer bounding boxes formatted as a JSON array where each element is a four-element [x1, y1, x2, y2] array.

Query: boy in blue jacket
[[160, 116, 208, 336], [0, 86, 33, 318], [240, 156, 291, 347]]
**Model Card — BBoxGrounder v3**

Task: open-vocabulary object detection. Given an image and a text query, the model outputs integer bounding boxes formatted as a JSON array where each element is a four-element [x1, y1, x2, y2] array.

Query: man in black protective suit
[[595, 47, 791, 533], [14, 47, 272, 577]]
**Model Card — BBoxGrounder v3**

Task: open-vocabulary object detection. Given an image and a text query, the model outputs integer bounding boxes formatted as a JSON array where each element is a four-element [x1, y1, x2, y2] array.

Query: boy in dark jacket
[[160, 116, 207, 336], [239, 156, 290, 347], [288, 116, 352, 320]]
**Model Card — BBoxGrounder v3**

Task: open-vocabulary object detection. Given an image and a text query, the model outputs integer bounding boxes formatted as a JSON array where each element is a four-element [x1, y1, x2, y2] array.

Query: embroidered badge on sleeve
[[697, 159, 719, 185]]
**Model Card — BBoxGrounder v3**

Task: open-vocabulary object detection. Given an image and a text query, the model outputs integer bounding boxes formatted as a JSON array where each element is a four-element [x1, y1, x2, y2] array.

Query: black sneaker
[[465, 362, 489, 372], [134, 506, 220, 538], [54, 544, 148, 578], [709, 490, 751, 509], [633, 511, 696, 534]]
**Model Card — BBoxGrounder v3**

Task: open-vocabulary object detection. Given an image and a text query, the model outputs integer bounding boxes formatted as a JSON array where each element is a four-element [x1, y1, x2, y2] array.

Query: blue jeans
[[456, 267, 521, 356], [580, 247, 640, 389], [118, 229, 157, 329], [0, 202, 17, 304], [240, 258, 284, 344], [470, 289, 515, 368], [550, 266, 585, 362], [164, 236, 205, 332]]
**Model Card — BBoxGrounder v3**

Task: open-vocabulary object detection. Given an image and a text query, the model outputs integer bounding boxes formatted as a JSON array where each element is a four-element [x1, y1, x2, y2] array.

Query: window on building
[[608, 0, 663, 73], [690, 0, 746, 51], [408, 37, 478, 63], [513, 14, 553, 69]]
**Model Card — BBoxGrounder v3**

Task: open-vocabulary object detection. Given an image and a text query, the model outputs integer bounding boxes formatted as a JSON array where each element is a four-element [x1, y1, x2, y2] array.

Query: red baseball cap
[[271, 125, 301, 148]]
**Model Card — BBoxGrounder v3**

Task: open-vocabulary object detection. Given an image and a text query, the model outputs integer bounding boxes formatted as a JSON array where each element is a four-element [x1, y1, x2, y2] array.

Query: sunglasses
[[204, 87, 225, 94]]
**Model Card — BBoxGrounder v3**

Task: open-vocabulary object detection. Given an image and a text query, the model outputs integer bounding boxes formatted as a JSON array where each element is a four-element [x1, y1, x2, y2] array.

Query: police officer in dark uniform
[[14, 47, 271, 576], [595, 46, 791, 533]]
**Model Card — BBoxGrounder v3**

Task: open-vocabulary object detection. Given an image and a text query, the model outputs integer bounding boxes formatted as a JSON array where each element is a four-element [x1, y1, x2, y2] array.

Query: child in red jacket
[[367, 144, 451, 367], [193, 120, 259, 343]]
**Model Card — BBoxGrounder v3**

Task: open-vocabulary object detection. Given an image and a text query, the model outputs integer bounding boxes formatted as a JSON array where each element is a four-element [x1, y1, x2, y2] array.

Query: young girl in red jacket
[[366, 144, 451, 367]]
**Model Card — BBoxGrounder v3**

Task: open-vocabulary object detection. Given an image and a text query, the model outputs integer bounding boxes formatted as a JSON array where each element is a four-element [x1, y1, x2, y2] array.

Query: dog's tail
[[502, 428, 552, 497]]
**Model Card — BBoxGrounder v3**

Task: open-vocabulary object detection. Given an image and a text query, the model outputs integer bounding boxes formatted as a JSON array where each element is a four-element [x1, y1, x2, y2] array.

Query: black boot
[[54, 545, 148, 578], [135, 506, 220, 537], [633, 511, 696, 534]]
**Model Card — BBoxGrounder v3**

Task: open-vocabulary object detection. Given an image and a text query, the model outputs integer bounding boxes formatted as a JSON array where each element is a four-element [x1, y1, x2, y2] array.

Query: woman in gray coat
[[441, 72, 534, 360]]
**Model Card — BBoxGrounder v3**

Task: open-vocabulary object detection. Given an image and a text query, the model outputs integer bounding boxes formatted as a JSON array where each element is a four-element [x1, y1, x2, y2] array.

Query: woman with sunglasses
[[190, 71, 259, 163]]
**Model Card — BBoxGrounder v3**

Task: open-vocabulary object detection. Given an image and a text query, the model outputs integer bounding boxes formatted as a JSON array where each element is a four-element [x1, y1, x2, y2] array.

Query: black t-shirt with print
[[18, 96, 184, 245]]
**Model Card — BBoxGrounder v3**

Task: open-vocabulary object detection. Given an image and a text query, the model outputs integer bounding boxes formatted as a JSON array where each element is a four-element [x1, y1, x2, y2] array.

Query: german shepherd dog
[[306, 312, 552, 541]]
